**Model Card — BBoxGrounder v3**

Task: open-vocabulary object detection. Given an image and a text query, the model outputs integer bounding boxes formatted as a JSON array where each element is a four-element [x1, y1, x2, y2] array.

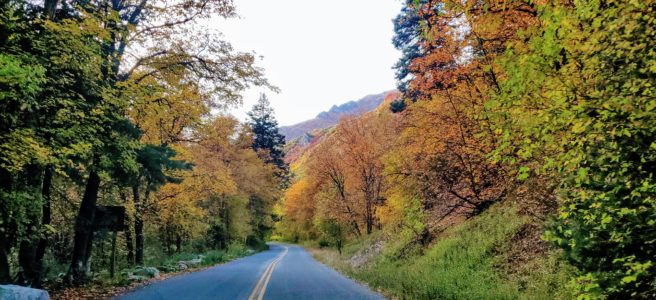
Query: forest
[[1, 0, 655, 299], [0, 0, 288, 295], [277, 0, 655, 299]]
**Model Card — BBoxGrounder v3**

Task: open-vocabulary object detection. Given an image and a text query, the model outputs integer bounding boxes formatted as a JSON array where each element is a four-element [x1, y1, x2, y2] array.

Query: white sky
[[209, 0, 403, 126]]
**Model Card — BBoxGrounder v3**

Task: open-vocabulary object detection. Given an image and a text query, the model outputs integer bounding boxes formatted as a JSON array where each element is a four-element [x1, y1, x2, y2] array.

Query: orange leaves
[[280, 109, 401, 238], [386, 0, 539, 219]]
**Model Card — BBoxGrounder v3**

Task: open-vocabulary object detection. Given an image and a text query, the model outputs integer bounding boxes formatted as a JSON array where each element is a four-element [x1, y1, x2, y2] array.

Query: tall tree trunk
[[134, 216, 143, 265], [68, 170, 101, 285], [23, 165, 53, 288], [222, 199, 230, 248], [36, 166, 52, 262], [17, 164, 43, 287], [132, 183, 144, 265], [0, 168, 13, 283], [83, 230, 94, 274], [120, 190, 134, 266], [165, 228, 172, 255], [0, 245, 9, 284], [365, 197, 373, 235], [125, 220, 134, 266], [175, 235, 182, 253]]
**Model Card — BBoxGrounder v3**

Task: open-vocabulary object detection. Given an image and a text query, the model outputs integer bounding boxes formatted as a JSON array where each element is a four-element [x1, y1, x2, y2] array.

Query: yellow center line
[[248, 246, 288, 300]]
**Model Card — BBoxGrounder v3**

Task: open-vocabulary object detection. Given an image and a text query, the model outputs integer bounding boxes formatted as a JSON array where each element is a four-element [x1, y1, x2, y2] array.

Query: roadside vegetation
[[2, 0, 654, 298], [277, 1, 656, 299], [311, 203, 575, 300], [49, 244, 255, 299], [0, 0, 287, 296]]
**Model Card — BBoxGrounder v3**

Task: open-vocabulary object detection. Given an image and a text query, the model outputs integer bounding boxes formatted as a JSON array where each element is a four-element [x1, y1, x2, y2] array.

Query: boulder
[[0, 285, 50, 300], [178, 255, 204, 270], [187, 258, 202, 266], [133, 266, 160, 278]]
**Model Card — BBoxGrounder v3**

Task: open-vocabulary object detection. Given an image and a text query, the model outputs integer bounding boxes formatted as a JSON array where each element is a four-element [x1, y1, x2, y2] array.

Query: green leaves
[[517, 166, 530, 181], [487, 0, 656, 298]]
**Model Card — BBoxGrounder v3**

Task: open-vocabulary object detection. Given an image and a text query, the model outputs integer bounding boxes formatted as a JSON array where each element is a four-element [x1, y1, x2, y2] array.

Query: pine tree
[[392, 0, 424, 96], [247, 94, 288, 176]]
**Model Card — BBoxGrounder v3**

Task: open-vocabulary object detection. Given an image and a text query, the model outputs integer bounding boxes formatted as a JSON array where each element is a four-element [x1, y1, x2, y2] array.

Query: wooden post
[[110, 230, 117, 278]]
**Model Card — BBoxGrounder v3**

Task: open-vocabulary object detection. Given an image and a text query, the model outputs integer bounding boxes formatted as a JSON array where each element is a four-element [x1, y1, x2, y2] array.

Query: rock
[[145, 267, 160, 278], [178, 255, 203, 270], [348, 240, 385, 269], [187, 258, 202, 266], [127, 274, 149, 282], [0, 284, 50, 300], [133, 266, 160, 278]]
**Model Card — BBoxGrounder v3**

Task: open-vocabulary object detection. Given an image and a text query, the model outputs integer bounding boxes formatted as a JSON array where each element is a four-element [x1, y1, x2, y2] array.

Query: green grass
[[316, 203, 575, 300]]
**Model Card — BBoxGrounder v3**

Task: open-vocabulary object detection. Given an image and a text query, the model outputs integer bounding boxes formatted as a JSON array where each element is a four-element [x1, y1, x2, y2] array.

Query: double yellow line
[[248, 246, 288, 300]]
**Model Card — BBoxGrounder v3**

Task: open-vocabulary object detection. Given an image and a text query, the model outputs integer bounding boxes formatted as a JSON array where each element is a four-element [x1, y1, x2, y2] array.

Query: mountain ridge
[[280, 91, 393, 141]]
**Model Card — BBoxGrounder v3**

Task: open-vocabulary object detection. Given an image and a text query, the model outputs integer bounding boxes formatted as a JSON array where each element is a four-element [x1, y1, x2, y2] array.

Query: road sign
[[93, 206, 126, 231]]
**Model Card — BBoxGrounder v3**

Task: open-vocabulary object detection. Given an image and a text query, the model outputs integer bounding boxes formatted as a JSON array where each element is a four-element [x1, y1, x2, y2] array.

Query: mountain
[[280, 91, 392, 141]]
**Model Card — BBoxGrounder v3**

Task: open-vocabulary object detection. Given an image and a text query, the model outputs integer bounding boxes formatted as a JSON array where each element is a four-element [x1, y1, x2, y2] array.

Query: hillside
[[283, 91, 401, 166], [276, 90, 575, 299], [279, 91, 391, 141]]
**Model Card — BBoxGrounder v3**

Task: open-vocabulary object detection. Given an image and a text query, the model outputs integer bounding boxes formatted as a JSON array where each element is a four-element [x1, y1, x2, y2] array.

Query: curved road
[[116, 243, 383, 300]]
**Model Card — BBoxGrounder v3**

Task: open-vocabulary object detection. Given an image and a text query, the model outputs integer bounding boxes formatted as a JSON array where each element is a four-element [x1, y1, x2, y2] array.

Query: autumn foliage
[[0, 0, 284, 289], [278, 1, 656, 298]]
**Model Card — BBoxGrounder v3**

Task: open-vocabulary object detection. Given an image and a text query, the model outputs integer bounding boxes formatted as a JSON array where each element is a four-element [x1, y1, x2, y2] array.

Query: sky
[[209, 0, 403, 126]]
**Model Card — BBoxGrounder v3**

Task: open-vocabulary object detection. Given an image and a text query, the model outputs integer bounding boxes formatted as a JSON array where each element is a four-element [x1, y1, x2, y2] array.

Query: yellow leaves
[[124, 69, 210, 145], [571, 121, 590, 134], [0, 129, 49, 173], [377, 187, 409, 229], [154, 115, 282, 242], [157, 183, 208, 240], [283, 178, 316, 220]]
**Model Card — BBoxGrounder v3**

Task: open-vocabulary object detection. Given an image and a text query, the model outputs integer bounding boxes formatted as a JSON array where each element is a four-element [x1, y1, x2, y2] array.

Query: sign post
[[92, 206, 126, 278]]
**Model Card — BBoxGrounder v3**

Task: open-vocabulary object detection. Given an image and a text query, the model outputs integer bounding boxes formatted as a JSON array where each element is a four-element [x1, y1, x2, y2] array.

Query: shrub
[[202, 250, 225, 266]]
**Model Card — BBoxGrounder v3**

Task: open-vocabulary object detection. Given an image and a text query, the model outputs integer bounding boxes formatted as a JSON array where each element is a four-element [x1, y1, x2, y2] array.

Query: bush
[[245, 234, 268, 251], [318, 239, 330, 248], [202, 250, 225, 266], [226, 243, 247, 259]]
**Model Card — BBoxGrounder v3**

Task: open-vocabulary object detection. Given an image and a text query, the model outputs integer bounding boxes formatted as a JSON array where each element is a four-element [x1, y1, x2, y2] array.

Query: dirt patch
[[347, 240, 385, 269], [497, 222, 549, 275]]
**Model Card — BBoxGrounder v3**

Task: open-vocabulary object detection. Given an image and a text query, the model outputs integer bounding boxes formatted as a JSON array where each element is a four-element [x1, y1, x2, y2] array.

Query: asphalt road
[[116, 243, 384, 300]]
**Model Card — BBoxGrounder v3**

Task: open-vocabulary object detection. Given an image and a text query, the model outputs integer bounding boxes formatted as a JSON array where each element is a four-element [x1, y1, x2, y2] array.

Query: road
[[116, 243, 384, 300]]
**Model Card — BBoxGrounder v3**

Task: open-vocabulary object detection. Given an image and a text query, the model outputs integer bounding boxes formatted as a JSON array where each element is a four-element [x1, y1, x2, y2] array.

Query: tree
[[317, 219, 344, 254], [483, 1, 656, 297], [0, 0, 277, 287], [248, 93, 288, 177], [60, 0, 273, 283], [153, 116, 281, 253], [280, 177, 320, 241], [392, 0, 429, 101], [335, 116, 392, 234], [308, 139, 363, 237], [0, 5, 47, 282], [0, 0, 119, 285]]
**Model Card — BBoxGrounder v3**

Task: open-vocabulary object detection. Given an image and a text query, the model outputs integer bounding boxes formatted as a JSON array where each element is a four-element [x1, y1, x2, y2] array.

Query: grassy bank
[[311, 204, 575, 299]]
